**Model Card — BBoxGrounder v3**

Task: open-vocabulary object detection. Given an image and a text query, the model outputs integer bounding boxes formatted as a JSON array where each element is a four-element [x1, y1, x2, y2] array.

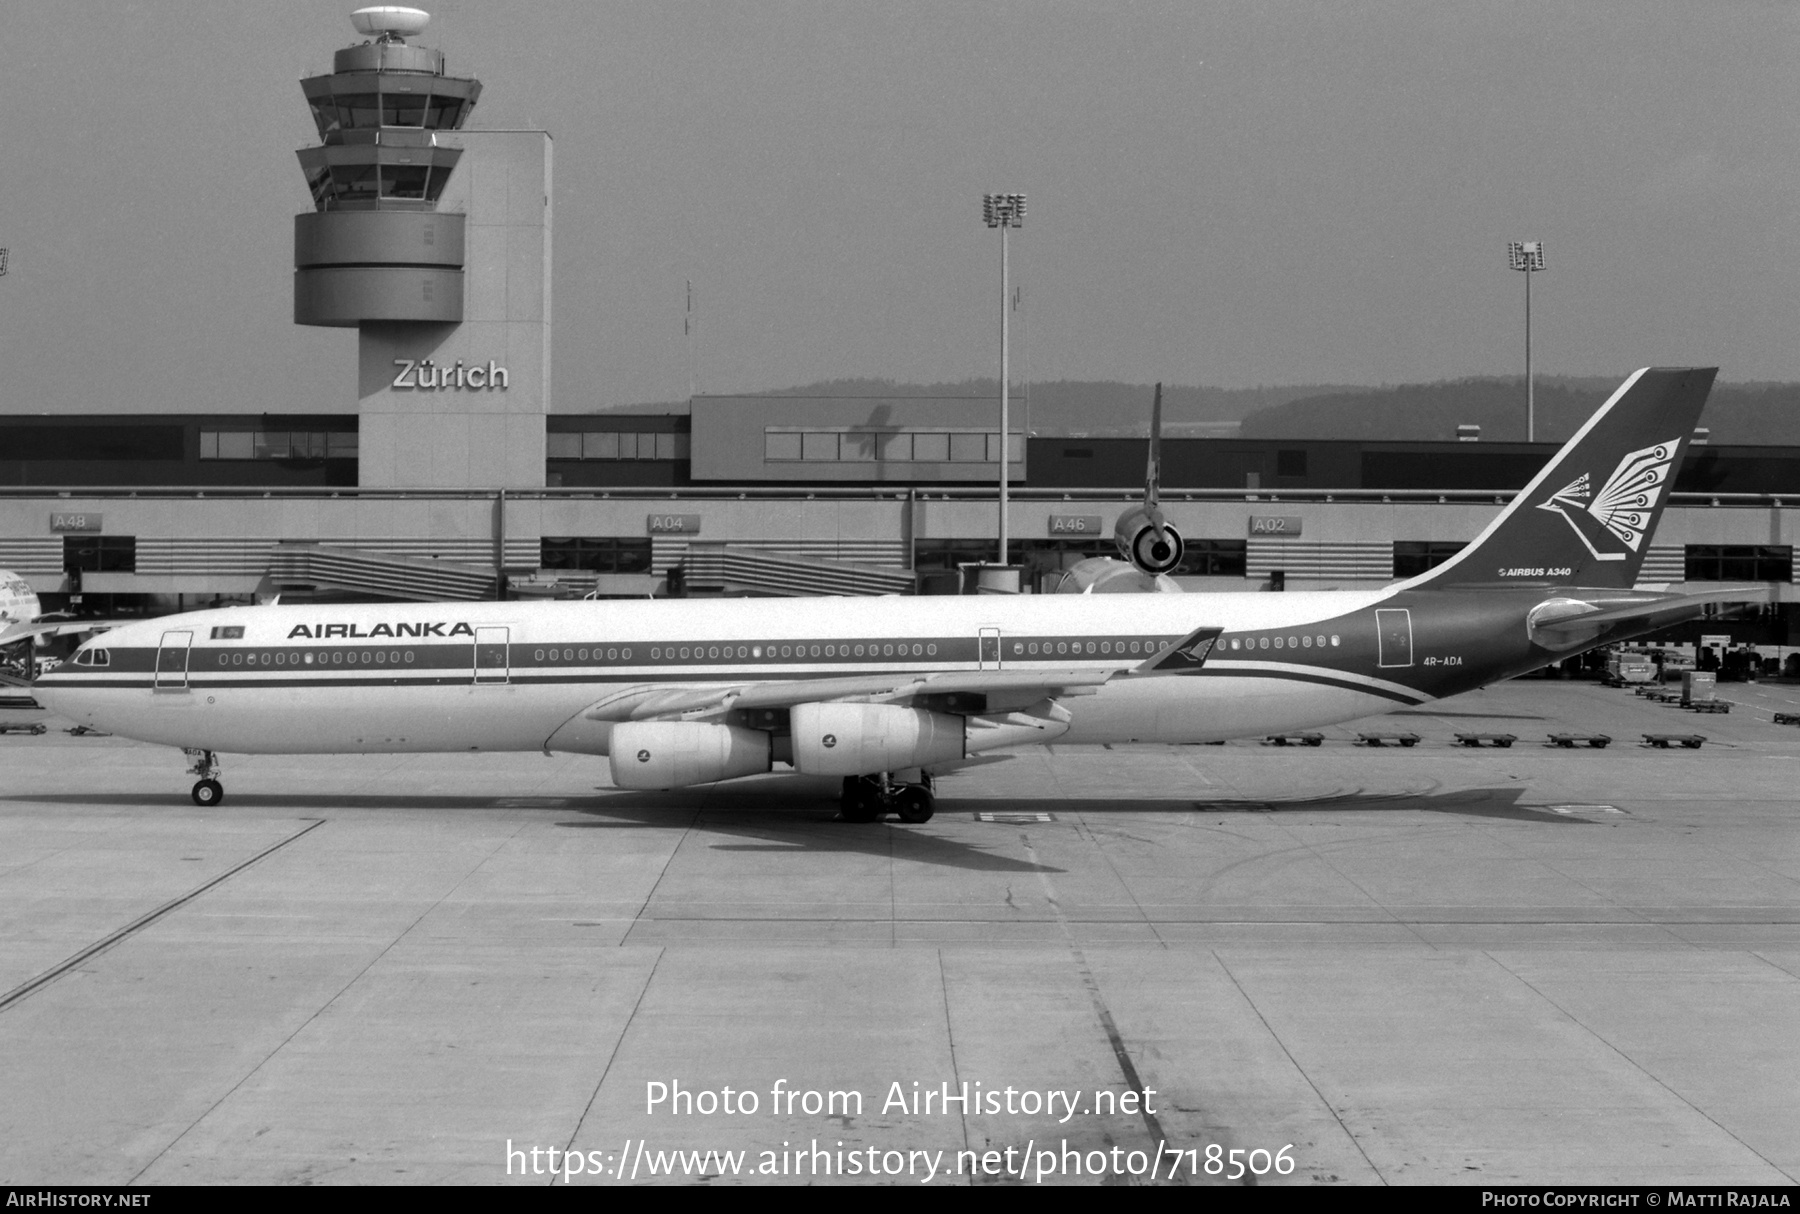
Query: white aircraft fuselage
[[27, 368, 1744, 815], [40, 589, 1425, 754], [0, 571, 41, 632]]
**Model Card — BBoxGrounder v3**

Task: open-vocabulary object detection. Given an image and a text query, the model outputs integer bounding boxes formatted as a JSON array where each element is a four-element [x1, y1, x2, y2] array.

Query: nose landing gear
[[184, 748, 224, 807], [839, 772, 936, 824]]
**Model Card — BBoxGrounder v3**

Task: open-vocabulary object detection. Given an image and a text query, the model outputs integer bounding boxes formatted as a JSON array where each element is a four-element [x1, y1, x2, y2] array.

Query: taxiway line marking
[[0, 818, 327, 1016], [1486, 952, 1797, 1184], [1021, 833, 1187, 1185]]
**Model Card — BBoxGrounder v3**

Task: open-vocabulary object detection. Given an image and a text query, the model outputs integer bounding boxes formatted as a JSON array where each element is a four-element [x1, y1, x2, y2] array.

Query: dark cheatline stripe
[[1185, 665, 1427, 705], [45, 663, 1427, 704]]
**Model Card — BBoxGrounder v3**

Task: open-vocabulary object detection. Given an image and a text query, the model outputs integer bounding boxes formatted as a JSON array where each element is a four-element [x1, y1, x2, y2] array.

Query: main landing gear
[[184, 748, 223, 807], [840, 772, 935, 824]]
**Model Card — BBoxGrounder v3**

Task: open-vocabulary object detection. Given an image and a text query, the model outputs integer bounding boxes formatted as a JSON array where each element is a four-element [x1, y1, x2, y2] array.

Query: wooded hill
[[606, 375, 1800, 446], [1237, 377, 1800, 445]]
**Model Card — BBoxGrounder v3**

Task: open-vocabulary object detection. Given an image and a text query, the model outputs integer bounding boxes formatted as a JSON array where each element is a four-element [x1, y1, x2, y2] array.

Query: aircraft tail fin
[[1111, 382, 1186, 575], [1400, 367, 1716, 590]]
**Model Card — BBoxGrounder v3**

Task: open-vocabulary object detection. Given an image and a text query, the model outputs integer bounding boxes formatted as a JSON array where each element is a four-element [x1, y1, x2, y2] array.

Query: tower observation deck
[[293, 6, 481, 326]]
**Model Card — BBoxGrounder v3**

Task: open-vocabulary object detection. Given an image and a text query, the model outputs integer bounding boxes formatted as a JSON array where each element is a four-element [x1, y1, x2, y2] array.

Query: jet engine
[[1113, 505, 1184, 576], [608, 721, 771, 789], [791, 702, 964, 776]]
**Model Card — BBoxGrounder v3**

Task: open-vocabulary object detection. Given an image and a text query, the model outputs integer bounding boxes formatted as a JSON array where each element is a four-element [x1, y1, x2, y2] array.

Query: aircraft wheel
[[895, 786, 935, 824], [191, 779, 224, 808]]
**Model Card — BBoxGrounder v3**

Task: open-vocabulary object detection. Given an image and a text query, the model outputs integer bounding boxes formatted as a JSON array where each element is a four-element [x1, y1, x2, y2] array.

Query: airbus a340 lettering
[[36, 368, 1750, 821]]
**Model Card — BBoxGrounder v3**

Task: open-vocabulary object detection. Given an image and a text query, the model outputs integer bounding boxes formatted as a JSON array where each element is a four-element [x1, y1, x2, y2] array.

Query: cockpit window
[[74, 648, 111, 667]]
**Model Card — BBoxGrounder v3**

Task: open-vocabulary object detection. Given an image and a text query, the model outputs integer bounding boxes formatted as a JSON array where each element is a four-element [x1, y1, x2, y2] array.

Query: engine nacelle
[[1114, 506, 1184, 576], [790, 702, 964, 776], [608, 721, 771, 789]]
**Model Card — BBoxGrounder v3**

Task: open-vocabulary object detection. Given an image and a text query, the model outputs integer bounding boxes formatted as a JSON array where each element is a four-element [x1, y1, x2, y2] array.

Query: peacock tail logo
[[1534, 439, 1679, 561]]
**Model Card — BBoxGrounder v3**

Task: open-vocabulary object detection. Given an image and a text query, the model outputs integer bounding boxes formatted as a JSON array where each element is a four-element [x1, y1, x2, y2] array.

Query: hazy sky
[[2, 1, 1798, 414]]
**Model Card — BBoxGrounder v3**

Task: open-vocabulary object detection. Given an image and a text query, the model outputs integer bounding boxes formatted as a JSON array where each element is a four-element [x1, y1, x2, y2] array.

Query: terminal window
[[201, 430, 357, 460], [1178, 540, 1249, 577], [63, 535, 135, 574], [546, 432, 689, 461], [1684, 544, 1793, 582], [1393, 541, 1467, 578], [1017, 539, 1113, 584], [764, 430, 1021, 464], [541, 538, 653, 574], [914, 540, 1024, 574], [308, 93, 467, 136]]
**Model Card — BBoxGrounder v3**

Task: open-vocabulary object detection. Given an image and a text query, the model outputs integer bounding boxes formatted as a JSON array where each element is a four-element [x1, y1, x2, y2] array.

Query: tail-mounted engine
[[1114, 506, 1184, 576], [1111, 382, 1184, 577]]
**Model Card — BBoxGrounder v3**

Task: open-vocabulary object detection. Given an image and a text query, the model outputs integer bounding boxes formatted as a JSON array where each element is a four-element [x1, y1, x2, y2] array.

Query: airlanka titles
[[286, 622, 476, 639]]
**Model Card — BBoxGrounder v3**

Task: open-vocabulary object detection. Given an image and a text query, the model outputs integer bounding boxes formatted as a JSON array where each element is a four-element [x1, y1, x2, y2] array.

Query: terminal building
[[3, 8, 1796, 648]]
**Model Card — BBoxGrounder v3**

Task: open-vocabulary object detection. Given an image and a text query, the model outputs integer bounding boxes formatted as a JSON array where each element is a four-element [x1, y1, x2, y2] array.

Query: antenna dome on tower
[[350, 7, 430, 40]]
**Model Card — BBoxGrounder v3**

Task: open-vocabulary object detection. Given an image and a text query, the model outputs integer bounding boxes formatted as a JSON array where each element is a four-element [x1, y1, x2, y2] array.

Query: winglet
[[1135, 626, 1223, 673]]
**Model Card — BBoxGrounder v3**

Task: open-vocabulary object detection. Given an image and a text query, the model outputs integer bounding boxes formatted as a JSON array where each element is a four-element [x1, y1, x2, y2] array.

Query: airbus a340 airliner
[[35, 368, 1751, 822]]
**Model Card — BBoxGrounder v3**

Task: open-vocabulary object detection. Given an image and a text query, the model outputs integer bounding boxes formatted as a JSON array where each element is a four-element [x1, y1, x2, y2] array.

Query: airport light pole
[[1508, 240, 1546, 441], [983, 193, 1025, 567]]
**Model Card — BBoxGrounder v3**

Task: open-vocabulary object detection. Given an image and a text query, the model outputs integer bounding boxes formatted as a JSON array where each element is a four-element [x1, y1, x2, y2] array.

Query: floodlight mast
[[1508, 240, 1546, 441], [982, 193, 1025, 567]]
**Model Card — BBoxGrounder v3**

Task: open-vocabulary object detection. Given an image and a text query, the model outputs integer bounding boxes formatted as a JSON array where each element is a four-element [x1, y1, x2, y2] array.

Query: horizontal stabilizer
[[1530, 586, 1768, 635]]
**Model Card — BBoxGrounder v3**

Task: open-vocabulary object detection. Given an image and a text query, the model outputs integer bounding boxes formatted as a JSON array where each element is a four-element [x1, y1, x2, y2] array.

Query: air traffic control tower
[[294, 6, 550, 489]]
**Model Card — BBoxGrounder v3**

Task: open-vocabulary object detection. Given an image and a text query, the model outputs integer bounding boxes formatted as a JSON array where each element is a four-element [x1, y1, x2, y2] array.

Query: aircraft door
[[155, 631, 193, 691], [474, 626, 510, 684], [1375, 609, 1414, 668], [978, 628, 1002, 670]]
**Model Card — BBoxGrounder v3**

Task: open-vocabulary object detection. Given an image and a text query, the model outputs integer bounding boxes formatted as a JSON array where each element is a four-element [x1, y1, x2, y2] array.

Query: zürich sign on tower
[[389, 358, 509, 390]]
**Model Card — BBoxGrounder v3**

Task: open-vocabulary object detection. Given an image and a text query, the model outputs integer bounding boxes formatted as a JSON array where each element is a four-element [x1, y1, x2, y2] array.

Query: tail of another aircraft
[[1400, 367, 1716, 591], [1111, 383, 1185, 575]]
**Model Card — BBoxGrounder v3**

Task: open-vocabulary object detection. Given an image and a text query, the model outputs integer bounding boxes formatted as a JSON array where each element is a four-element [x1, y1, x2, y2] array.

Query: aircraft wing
[[584, 667, 1123, 723], [0, 618, 124, 646], [581, 626, 1227, 722]]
